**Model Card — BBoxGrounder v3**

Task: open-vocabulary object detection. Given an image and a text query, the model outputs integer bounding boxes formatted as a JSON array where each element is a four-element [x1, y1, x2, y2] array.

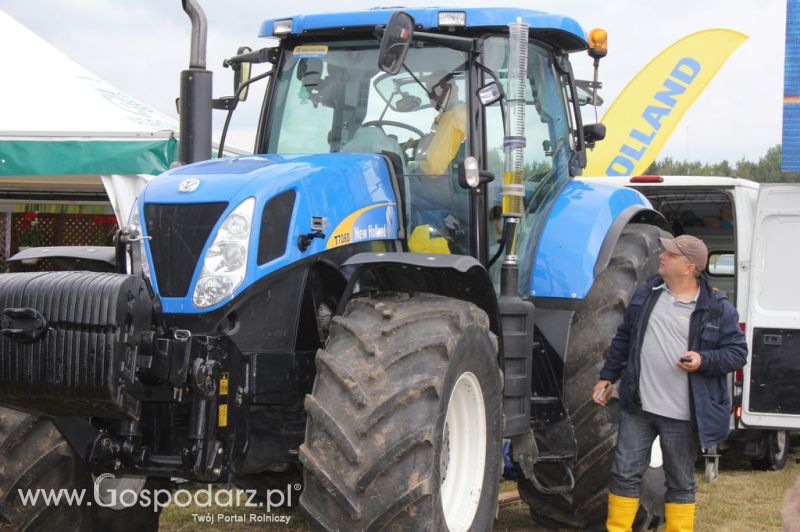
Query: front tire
[[0, 408, 162, 532], [299, 293, 503, 531]]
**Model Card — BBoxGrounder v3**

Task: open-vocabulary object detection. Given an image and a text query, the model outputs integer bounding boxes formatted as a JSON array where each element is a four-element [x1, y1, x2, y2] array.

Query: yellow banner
[[584, 29, 748, 177]]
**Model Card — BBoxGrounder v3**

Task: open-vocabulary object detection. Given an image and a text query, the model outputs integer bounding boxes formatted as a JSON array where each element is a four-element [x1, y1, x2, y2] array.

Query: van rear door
[[741, 184, 800, 429]]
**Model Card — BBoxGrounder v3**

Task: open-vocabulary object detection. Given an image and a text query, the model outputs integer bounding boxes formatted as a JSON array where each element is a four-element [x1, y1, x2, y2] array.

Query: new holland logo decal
[[178, 178, 200, 193]]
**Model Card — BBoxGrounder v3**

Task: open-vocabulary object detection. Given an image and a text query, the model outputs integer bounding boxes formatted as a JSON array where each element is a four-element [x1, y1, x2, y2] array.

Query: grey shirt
[[639, 284, 698, 420]]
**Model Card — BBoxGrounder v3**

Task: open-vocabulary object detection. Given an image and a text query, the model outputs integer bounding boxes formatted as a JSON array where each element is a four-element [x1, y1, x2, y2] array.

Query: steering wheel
[[360, 120, 426, 162], [360, 120, 425, 137]]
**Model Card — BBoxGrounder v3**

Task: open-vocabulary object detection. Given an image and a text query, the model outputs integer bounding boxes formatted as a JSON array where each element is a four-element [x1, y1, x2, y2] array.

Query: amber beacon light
[[588, 28, 608, 59]]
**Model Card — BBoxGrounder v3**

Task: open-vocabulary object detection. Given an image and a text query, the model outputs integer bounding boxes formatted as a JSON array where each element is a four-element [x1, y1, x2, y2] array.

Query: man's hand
[[677, 351, 702, 372], [592, 380, 612, 406]]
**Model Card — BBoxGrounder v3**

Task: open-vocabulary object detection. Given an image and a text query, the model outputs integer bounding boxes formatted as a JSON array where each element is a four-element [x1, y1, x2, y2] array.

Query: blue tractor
[[0, 4, 667, 530]]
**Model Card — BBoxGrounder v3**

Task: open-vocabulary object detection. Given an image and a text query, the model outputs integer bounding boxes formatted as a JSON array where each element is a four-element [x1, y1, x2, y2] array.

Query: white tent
[[0, 9, 179, 189]]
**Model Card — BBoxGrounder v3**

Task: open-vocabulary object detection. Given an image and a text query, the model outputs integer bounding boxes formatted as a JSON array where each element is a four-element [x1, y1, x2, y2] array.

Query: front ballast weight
[[0, 271, 154, 419], [0, 270, 243, 480]]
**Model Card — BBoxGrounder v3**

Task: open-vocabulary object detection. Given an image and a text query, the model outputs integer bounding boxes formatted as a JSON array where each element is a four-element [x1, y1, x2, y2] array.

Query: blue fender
[[139, 153, 400, 313], [528, 180, 653, 300]]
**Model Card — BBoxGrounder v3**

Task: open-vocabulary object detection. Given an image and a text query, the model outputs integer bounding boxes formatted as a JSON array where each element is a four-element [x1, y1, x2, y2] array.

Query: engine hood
[[142, 153, 392, 205]]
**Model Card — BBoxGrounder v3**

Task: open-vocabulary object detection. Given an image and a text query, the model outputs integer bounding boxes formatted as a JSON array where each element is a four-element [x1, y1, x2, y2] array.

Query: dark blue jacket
[[599, 274, 748, 448]]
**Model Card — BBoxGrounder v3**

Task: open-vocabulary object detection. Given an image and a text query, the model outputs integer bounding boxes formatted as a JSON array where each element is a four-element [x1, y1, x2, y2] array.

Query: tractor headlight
[[193, 197, 255, 308], [126, 199, 150, 280]]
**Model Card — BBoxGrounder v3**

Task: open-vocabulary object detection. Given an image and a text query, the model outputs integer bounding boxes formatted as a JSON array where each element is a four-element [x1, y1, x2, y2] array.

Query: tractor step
[[534, 450, 574, 463], [530, 395, 561, 405], [529, 455, 576, 495]]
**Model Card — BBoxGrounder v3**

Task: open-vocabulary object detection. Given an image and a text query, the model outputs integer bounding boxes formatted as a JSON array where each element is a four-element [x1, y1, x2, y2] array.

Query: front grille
[[144, 202, 228, 297]]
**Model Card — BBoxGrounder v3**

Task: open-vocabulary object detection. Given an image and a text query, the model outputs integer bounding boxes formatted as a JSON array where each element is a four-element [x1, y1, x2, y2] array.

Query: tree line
[[644, 144, 800, 182]]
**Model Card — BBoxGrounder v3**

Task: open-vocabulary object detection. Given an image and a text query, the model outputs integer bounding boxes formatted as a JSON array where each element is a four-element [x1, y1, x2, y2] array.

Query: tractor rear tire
[[518, 223, 665, 530], [299, 292, 503, 531], [0, 407, 161, 532]]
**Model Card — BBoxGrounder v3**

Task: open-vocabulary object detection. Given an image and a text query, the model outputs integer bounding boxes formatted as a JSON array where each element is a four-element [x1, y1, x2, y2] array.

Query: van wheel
[[751, 430, 789, 471]]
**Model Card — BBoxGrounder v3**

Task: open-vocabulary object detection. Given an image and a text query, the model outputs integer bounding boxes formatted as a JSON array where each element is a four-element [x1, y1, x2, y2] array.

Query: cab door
[[741, 184, 800, 429]]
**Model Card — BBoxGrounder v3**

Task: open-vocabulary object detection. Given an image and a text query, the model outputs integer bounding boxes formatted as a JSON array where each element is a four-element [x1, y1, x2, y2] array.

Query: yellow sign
[[584, 29, 748, 177], [219, 373, 229, 396], [292, 45, 329, 58], [218, 404, 228, 427]]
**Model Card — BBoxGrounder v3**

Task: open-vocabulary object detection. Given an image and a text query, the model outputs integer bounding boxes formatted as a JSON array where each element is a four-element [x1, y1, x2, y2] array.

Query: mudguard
[[528, 179, 663, 300], [342, 252, 500, 335]]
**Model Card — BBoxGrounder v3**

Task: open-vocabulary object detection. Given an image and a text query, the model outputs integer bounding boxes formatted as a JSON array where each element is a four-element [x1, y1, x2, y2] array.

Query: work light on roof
[[273, 19, 293, 35], [438, 12, 466, 27]]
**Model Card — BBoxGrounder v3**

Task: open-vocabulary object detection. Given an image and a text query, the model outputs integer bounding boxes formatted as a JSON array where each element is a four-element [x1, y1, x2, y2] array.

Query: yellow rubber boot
[[664, 502, 696, 532], [606, 492, 639, 532]]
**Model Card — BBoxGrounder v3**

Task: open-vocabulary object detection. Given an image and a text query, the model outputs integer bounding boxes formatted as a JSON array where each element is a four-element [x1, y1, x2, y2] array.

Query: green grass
[[161, 442, 799, 530]]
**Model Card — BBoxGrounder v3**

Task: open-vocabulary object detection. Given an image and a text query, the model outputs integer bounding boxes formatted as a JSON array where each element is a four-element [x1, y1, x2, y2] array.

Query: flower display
[[94, 215, 119, 246], [17, 211, 45, 247]]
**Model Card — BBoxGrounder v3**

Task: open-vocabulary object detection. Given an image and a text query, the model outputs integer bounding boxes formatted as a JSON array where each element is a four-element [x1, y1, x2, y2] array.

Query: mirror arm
[[212, 97, 237, 111], [216, 70, 274, 158], [223, 47, 278, 67], [412, 30, 478, 54], [474, 61, 507, 129]]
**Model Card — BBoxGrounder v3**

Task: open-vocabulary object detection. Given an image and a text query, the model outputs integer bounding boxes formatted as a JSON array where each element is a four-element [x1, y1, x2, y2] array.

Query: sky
[[0, 0, 787, 164]]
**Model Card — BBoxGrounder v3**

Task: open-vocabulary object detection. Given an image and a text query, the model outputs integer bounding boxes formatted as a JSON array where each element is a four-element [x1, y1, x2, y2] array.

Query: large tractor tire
[[518, 223, 665, 530], [0, 407, 161, 532], [299, 293, 503, 531]]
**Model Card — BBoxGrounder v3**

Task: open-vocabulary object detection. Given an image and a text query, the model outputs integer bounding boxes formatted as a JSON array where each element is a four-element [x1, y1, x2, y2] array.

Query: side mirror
[[458, 156, 495, 189], [378, 12, 414, 75], [233, 46, 252, 101], [583, 123, 606, 149]]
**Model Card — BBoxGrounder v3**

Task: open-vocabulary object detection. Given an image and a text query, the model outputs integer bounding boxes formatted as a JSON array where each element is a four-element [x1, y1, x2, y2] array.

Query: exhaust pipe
[[179, 0, 213, 164]]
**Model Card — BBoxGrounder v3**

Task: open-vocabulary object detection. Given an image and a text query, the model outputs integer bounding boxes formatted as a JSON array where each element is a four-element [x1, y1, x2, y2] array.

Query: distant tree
[[644, 145, 800, 182]]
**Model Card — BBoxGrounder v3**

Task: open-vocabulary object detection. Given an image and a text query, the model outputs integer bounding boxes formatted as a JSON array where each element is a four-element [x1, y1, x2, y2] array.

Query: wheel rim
[[440, 371, 486, 532]]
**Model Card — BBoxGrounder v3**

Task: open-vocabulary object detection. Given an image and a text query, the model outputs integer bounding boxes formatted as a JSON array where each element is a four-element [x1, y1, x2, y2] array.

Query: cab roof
[[260, 7, 588, 52]]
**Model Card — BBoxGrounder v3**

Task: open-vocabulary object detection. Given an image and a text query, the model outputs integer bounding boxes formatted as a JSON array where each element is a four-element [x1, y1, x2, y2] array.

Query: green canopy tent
[[0, 9, 182, 265], [0, 11, 248, 266], [0, 9, 179, 199]]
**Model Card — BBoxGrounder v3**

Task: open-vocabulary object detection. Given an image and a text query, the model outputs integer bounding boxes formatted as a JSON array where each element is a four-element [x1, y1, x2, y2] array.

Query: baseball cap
[[660, 235, 708, 271]]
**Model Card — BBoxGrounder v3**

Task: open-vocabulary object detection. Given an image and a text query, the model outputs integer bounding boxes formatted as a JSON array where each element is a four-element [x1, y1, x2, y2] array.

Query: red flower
[[23, 211, 37, 221], [94, 215, 117, 225]]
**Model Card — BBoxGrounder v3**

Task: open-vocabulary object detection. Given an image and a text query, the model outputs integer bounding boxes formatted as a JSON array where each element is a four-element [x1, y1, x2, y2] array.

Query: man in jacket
[[592, 234, 747, 532]]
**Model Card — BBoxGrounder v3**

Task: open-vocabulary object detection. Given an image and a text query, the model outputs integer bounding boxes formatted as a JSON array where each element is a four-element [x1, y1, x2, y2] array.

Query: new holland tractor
[[0, 4, 668, 531]]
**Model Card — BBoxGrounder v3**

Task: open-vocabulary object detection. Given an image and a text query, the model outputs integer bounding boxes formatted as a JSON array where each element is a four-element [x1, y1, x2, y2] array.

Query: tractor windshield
[[266, 39, 472, 254]]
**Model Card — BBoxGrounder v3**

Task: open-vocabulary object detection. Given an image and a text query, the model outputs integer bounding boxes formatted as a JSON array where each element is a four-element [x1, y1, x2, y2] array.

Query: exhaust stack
[[179, 0, 213, 164]]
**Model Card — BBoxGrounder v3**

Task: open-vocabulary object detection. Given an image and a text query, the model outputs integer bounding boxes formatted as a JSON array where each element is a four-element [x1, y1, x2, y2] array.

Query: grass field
[[160, 440, 799, 531]]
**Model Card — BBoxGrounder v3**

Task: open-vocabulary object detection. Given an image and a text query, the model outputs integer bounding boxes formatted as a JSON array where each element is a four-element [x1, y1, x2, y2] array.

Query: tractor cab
[[256, 8, 596, 280]]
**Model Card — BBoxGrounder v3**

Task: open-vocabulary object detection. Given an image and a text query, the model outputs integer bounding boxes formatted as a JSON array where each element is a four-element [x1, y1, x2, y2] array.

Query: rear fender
[[594, 206, 669, 277], [529, 180, 667, 300]]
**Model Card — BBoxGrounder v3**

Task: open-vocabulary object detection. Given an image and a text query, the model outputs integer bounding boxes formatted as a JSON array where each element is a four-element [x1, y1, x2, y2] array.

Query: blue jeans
[[609, 406, 699, 503]]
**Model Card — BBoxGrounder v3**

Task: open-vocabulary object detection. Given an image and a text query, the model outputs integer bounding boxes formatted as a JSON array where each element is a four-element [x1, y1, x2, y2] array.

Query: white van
[[584, 175, 800, 477]]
